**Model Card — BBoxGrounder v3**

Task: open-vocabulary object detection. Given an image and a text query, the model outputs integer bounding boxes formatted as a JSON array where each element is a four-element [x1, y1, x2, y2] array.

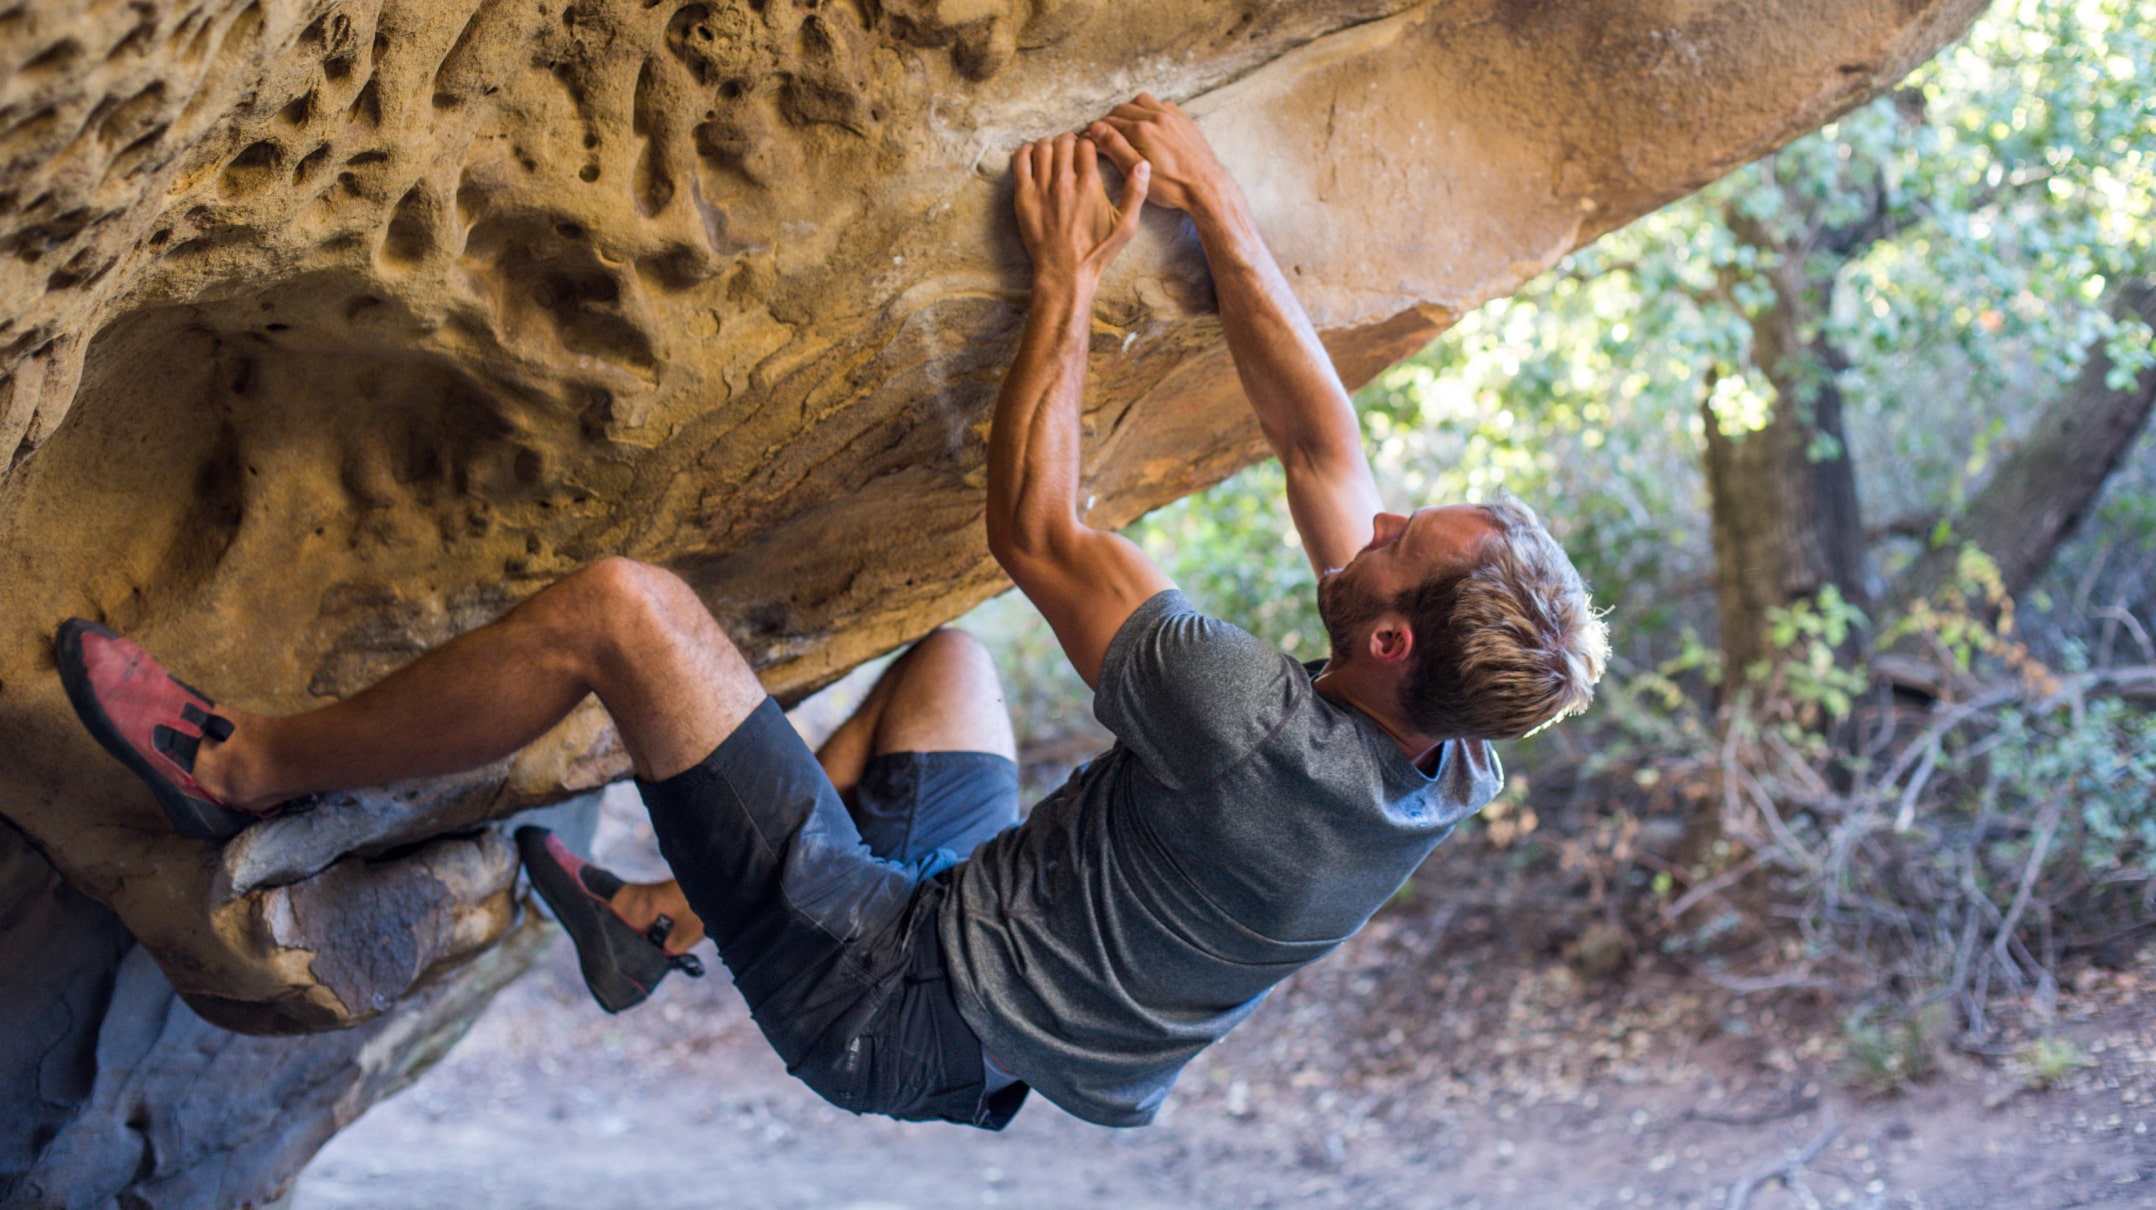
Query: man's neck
[[1311, 664, 1445, 771]]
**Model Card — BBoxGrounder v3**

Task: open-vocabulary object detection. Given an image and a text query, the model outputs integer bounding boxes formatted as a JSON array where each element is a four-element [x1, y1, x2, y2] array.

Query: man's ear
[[1365, 614, 1415, 667]]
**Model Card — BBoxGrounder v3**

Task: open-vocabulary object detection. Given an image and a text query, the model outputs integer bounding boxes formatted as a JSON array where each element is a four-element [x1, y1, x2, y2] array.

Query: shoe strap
[[645, 915, 705, 978], [177, 702, 235, 739], [153, 724, 201, 771]]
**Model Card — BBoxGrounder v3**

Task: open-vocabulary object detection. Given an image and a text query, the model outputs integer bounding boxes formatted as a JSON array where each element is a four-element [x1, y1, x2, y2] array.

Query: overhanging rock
[[0, 0, 1982, 1190]]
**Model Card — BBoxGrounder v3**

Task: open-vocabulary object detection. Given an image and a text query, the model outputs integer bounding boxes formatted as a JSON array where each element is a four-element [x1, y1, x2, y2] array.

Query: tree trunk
[[1888, 279, 2156, 611], [1703, 231, 1872, 688]]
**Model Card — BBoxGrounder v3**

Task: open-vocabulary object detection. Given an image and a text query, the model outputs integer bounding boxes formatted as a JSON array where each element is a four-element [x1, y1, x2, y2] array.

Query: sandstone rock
[[0, 0, 1980, 1199], [0, 802, 599, 1207]]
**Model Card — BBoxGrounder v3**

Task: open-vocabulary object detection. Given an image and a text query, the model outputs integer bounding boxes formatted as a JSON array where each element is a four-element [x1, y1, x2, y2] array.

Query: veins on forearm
[[988, 281, 1097, 549]]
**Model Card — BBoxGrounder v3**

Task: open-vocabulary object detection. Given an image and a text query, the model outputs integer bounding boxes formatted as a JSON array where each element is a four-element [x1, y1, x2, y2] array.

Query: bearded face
[[1317, 564, 1392, 668]]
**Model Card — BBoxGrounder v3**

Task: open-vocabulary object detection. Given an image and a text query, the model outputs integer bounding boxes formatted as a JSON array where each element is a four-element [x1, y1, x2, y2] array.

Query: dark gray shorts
[[636, 696, 1028, 1129]]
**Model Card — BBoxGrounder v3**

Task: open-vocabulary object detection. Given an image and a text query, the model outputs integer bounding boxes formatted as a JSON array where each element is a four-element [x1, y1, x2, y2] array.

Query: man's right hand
[[1084, 94, 1238, 218], [1013, 133, 1150, 291]]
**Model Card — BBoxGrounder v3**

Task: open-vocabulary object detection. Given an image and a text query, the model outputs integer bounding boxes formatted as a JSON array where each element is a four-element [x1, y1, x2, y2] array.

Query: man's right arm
[[1087, 97, 1383, 576], [987, 135, 1172, 691]]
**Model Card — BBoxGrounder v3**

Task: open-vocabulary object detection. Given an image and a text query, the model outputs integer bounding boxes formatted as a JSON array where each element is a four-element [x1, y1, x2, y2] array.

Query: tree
[[1371, 0, 2156, 695], [1121, 0, 2155, 724]]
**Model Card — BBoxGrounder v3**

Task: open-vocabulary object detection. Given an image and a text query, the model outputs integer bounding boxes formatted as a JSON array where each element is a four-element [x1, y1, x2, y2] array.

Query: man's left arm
[[1087, 98, 1382, 576]]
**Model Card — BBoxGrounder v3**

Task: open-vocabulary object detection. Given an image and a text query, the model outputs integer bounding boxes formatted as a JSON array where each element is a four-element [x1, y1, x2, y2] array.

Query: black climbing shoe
[[515, 825, 705, 1014]]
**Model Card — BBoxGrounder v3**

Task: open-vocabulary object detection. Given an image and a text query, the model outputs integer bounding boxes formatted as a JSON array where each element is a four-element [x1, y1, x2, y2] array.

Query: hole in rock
[[212, 3, 263, 75], [465, 217, 656, 373], [0, 107, 63, 164], [97, 81, 167, 145], [277, 90, 315, 127], [293, 144, 330, 183], [382, 187, 435, 264], [635, 245, 711, 292], [24, 38, 83, 72], [109, 124, 169, 180], [664, 4, 720, 85], [178, 13, 214, 62], [107, 12, 159, 59], [218, 141, 283, 198], [348, 78, 381, 126]]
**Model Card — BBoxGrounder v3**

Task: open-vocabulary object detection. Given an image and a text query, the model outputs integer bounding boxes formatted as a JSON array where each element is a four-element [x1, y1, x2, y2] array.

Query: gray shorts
[[635, 696, 1028, 1129]]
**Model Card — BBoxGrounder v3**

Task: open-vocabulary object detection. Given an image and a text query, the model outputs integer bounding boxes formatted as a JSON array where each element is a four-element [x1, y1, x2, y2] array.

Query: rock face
[[0, 811, 572, 1208], [1, 0, 1981, 1201], [0, 793, 600, 1208]]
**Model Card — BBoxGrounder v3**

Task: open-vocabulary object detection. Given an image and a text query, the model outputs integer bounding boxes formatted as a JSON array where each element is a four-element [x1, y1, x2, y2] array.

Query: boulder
[[0, 0, 1982, 1200], [0, 801, 598, 1208]]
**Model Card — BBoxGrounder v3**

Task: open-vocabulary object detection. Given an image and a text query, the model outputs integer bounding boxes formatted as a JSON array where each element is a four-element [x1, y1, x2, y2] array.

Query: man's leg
[[193, 557, 765, 811], [609, 628, 1016, 952], [816, 628, 1018, 804]]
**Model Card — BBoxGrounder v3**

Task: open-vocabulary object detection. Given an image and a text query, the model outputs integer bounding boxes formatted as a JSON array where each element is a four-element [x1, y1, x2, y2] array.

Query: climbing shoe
[[54, 618, 269, 840], [515, 825, 705, 1014]]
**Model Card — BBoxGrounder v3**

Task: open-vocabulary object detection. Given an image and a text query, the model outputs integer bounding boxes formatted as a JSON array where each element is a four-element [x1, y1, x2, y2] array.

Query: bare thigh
[[815, 629, 1016, 804]]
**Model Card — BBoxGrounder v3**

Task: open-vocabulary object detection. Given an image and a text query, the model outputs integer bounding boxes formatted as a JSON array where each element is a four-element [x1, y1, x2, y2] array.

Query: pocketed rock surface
[[0, 0, 1988, 1203]]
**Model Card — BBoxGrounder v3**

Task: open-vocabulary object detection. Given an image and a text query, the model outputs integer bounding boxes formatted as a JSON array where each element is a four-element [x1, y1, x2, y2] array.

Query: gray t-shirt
[[939, 590, 1501, 1126]]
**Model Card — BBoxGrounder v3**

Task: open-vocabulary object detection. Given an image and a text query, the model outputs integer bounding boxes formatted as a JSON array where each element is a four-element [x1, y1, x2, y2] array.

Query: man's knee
[[552, 557, 719, 655], [903, 627, 998, 685], [851, 627, 1012, 760], [913, 626, 988, 659], [574, 555, 673, 602]]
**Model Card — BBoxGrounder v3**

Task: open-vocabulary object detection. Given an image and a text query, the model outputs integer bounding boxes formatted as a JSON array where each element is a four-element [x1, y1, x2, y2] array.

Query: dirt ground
[[292, 781, 2155, 1210]]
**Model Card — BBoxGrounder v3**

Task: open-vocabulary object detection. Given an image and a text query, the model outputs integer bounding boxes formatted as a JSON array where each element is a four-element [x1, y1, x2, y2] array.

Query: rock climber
[[55, 95, 1606, 1130]]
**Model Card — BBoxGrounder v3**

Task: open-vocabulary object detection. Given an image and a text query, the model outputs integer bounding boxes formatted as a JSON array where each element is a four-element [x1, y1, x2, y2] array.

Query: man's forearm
[[1082, 95, 1377, 572], [986, 275, 1096, 560], [1187, 187, 1362, 469]]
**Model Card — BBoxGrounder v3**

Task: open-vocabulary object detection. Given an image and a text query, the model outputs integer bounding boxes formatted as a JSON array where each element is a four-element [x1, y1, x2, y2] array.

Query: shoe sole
[[516, 826, 674, 1014], [55, 619, 259, 841]]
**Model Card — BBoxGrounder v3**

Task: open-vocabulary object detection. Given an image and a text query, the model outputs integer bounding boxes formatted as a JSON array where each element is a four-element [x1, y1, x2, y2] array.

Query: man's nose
[[1373, 512, 1407, 544]]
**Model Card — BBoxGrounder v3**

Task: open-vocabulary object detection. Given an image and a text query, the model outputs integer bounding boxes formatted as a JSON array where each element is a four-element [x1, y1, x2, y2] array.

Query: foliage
[[1888, 546, 2027, 673], [1750, 585, 1871, 726], [1106, 0, 2156, 664], [2018, 1036, 2094, 1089], [1705, 588, 2156, 1040], [1126, 460, 1324, 657], [1841, 1001, 1952, 1096]]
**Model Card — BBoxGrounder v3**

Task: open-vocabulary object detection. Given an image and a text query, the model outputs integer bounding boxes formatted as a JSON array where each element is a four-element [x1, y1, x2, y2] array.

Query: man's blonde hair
[[1397, 491, 1608, 740]]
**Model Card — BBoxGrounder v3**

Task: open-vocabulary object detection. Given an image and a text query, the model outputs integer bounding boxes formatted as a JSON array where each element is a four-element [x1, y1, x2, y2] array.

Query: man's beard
[[1317, 567, 1390, 668]]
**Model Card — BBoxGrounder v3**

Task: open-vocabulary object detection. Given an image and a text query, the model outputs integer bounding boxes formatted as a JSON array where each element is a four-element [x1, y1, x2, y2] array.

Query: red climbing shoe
[[54, 619, 267, 840], [516, 825, 705, 1014]]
